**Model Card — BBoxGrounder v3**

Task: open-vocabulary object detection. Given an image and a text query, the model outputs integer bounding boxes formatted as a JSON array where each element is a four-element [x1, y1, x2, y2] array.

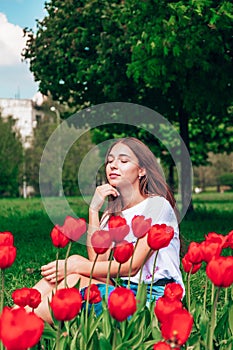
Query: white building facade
[[0, 97, 43, 148]]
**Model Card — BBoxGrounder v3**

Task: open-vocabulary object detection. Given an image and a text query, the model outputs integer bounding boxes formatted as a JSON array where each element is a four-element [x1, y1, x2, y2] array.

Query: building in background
[[0, 94, 44, 148]]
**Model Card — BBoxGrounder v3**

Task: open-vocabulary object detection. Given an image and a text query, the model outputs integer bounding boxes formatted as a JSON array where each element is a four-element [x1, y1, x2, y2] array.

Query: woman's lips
[[109, 173, 120, 179]]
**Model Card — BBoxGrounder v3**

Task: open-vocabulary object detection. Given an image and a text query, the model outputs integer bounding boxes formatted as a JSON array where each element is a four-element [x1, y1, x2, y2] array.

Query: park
[[0, 1, 232, 349]]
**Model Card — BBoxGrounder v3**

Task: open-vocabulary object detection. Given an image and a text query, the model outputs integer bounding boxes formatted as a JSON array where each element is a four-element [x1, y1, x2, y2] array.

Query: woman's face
[[106, 143, 143, 189]]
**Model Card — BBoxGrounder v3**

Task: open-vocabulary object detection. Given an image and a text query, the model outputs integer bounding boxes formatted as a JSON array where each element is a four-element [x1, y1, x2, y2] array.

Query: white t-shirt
[[103, 196, 184, 290]]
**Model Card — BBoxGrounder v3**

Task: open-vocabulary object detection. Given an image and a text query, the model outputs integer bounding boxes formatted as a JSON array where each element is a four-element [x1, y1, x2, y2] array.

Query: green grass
[[0, 192, 232, 306]]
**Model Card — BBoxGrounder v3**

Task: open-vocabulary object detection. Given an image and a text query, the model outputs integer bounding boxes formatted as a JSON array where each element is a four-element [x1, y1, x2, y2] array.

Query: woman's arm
[[41, 235, 154, 284], [87, 184, 119, 261], [75, 234, 153, 279]]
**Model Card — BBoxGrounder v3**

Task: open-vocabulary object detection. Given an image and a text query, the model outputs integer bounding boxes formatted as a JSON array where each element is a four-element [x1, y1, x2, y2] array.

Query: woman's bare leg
[[32, 273, 106, 324]]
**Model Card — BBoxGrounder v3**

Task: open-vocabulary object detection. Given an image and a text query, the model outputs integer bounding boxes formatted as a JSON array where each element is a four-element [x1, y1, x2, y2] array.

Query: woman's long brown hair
[[101, 137, 179, 221]]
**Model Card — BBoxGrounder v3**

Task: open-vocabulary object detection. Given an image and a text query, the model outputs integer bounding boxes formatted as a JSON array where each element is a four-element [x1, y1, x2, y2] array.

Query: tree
[[0, 116, 23, 197], [123, 0, 233, 210], [23, 0, 233, 212], [26, 108, 98, 197], [194, 152, 233, 191]]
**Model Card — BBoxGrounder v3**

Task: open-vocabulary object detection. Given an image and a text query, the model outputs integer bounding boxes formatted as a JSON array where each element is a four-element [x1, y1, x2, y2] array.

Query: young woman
[[34, 137, 184, 323]]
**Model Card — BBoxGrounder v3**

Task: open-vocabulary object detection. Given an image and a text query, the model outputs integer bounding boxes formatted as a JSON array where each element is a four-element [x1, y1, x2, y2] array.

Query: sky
[[0, 0, 46, 99]]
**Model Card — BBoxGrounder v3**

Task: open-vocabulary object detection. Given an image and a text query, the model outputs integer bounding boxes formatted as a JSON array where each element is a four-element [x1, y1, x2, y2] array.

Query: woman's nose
[[110, 159, 118, 169]]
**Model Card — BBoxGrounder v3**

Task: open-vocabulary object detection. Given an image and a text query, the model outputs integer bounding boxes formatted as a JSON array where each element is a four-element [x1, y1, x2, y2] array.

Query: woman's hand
[[90, 184, 119, 212], [41, 255, 81, 284]]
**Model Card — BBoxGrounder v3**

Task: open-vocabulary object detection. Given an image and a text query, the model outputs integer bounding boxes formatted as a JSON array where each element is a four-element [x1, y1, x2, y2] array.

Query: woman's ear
[[139, 168, 146, 178]]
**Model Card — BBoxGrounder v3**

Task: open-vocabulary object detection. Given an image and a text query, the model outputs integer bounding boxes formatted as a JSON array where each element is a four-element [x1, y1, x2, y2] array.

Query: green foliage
[[0, 193, 232, 348], [0, 117, 23, 197], [25, 115, 57, 194], [25, 114, 97, 196], [22, 0, 233, 214], [218, 173, 233, 188]]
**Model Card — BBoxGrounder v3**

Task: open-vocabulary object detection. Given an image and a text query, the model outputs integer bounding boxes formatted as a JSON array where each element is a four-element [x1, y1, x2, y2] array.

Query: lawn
[[0, 192, 232, 306]]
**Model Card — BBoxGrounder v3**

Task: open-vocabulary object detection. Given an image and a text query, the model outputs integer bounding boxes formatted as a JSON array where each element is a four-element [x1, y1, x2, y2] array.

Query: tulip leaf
[[111, 327, 122, 347], [136, 282, 147, 311], [79, 309, 87, 343], [98, 335, 113, 350], [101, 301, 113, 340], [70, 330, 79, 350], [143, 340, 161, 350], [86, 314, 102, 344], [116, 320, 145, 349], [215, 303, 231, 338], [229, 304, 233, 335], [199, 311, 209, 339], [42, 322, 57, 339], [151, 316, 161, 342], [186, 333, 201, 348]]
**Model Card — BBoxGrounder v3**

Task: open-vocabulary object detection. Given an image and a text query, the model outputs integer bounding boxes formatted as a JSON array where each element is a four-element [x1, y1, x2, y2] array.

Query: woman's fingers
[[41, 260, 65, 277], [90, 184, 120, 211]]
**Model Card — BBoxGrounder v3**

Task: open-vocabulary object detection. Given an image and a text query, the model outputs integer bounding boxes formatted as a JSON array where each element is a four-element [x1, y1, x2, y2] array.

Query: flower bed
[[0, 218, 232, 350]]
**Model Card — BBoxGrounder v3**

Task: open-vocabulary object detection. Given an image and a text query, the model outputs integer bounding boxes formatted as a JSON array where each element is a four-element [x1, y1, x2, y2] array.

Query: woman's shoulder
[[145, 195, 178, 224], [147, 195, 171, 206]]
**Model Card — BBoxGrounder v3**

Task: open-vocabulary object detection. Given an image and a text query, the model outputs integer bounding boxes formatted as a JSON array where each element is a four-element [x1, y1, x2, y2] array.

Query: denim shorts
[[121, 280, 165, 304], [81, 280, 166, 317], [80, 283, 115, 317]]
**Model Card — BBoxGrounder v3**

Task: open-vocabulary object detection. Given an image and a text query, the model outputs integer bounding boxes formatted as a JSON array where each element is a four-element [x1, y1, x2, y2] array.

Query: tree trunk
[[179, 108, 194, 215], [168, 163, 175, 194]]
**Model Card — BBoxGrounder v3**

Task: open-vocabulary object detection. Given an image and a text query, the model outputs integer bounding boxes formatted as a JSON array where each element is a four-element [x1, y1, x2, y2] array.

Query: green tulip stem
[[209, 286, 220, 350], [0, 269, 4, 350], [112, 321, 118, 349], [127, 240, 139, 288], [203, 274, 208, 313], [211, 282, 215, 305], [116, 263, 122, 283], [64, 242, 72, 288], [149, 250, 159, 303], [224, 287, 228, 305], [186, 265, 193, 312], [55, 250, 59, 291], [85, 253, 99, 332], [55, 321, 62, 350], [0, 269, 4, 315], [138, 249, 152, 285], [105, 249, 114, 300]]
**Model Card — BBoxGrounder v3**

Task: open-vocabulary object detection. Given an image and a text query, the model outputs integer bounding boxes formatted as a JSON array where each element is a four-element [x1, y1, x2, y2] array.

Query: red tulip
[[91, 230, 112, 254], [161, 308, 193, 346], [12, 288, 41, 309], [0, 245, 16, 269], [206, 256, 233, 288], [50, 287, 82, 321], [12, 288, 30, 307], [50, 225, 70, 248], [200, 241, 222, 263], [164, 282, 183, 301], [57, 216, 86, 241], [153, 342, 176, 350], [0, 307, 44, 350], [225, 230, 233, 249], [84, 284, 102, 304], [0, 231, 14, 246], [108, 216, 130, 243], [205, 232, 227, 245], [131, 215, 152, 239], [147, 224, 174, 251], [28, 288, 42, 309], [113, 240, 134, 264], [186, 242, 203, 264], [182, 254, 202, 274], [154, 296, 183, 323], [108, 287, 137, 321]]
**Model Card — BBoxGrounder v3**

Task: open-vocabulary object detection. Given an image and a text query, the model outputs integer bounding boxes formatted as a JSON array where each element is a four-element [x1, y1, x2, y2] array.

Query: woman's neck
[[119, 187, 146, 210]]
